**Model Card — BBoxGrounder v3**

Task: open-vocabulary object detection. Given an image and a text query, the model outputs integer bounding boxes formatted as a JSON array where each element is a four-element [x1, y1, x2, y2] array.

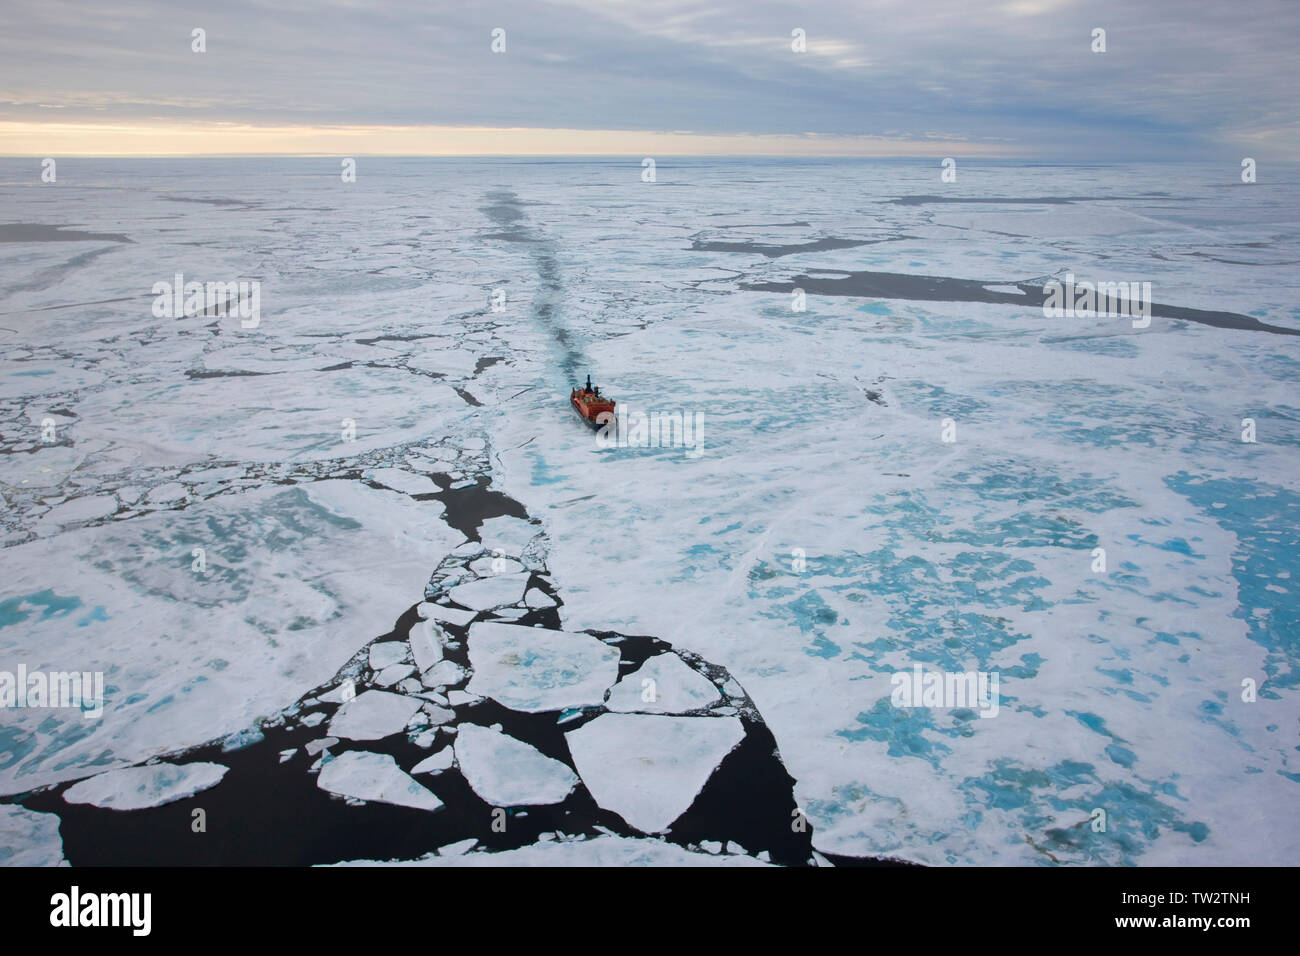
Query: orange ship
[[570, 373, 616, 427]]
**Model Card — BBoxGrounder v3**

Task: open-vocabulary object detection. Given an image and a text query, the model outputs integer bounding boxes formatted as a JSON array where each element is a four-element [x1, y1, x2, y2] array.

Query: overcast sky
[[1, 0, 1296, 156]]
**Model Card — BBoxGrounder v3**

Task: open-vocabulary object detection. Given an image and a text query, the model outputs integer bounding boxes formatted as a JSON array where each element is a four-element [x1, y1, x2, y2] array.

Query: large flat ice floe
[[454, 723, 578, 806], [565, 714, 745, 833], [465, 621, 621, 713], [61, 762, 227, 811], [317, 751, 444, 812]]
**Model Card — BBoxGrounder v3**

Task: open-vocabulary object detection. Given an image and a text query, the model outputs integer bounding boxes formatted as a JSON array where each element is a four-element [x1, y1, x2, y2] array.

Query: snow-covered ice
[[328, 690, 424, 741], [453, 724, 579, 806], [317, 751, 444, 812], [565, 714, 745, 832], [605, 653, 722, 714], [465, 621, 621, 713], [447, 573, 530, 610], [62, 762, 228, 811], [0, 805, 68, 865]]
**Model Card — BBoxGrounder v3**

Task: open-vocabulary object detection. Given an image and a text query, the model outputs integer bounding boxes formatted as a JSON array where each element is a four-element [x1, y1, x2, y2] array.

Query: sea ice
[[454, 724, 578, 806], [604, 652, 721, 714], [317, 751, 443, 812], [62, 762, 228, 811], [410, 749, 455, 775], [328, 690, 424, 741], [365, 468, 439, 496], [36, 494, 117, 529], [565, 714, 745, 832], [368, 642, 409, 670], [447, 572, 530, 610], [416, 602, 476, 627], [465, 621, 621, 713], [422, 660, 467, 688], [524, 588, 557, 608], [375, 663, 415, 686], [408, 620, 444, 673], [0, 805, 68, 866]]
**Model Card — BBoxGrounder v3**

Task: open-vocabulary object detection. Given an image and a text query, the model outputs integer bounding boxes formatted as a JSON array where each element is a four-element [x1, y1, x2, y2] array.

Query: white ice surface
[[0, 805, 68, 865], [328, 835, 771, 866], [0, 480, 456, 796], [317, 750, 443, 812], [328, 690, 424, 741], [465, 621, 621, 713], [565, 714, 745, 833], [454, 723, 578, 806], [605, 653, 721, 714], [62, 761, 227, 811], [447, 573, 530, 610], [410, 748, 455, 775]]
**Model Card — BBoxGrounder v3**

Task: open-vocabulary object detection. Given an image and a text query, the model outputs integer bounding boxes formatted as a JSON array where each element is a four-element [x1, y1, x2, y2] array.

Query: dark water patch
[[453, 387, 482, 407], [474, 356, 503, 376], [431, 476, 528, 540], [742, 269, 1300, 336], [0, 223, 132, 243]]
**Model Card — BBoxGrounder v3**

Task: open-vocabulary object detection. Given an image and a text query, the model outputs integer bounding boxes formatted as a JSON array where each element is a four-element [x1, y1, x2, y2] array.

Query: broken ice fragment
[[62, 762, 228, 811], [448, 573, 530, 610], [454, 724, 578, 806], [317, 751, 443, 812], [328, 690, 424, 741], [411, 749, 455, 775], [369, 642, 409, 670], [604, 653, 722, 714], [565, 714, 744, 833], [465, 621, 620, 713], [376, 663, 416, 686]]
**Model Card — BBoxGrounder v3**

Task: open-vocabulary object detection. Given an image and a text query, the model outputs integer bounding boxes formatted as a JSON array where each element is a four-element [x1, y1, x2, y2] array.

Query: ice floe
[[605, 652, 722, 714], [0, 805, 68, 866], [62, 762, 228, 811], [317, 751, 443, 812], [365, 468, 439, 496], [411, 749, 455, 775], [565, 714, 745, 832], [368, 642, 409, 670], [465, 621, 621, 713], [454, 724, 578, 806], [447, 572, 530, 610], [328, 690, 424, 741]]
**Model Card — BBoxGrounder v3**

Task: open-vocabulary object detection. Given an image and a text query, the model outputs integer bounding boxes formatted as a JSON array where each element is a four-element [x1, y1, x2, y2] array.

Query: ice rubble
[[454, 724, 578, 806], [465, 621, 621, 712], [62, 762, 228, 811]]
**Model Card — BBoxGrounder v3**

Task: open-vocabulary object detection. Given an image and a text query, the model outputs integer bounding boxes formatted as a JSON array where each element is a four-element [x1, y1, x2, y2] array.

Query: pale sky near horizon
[[1, 0, 1296, 158]]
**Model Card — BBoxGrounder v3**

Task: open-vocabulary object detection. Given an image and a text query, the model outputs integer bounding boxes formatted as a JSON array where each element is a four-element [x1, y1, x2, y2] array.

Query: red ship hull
[[571, 389, 615, 426]]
